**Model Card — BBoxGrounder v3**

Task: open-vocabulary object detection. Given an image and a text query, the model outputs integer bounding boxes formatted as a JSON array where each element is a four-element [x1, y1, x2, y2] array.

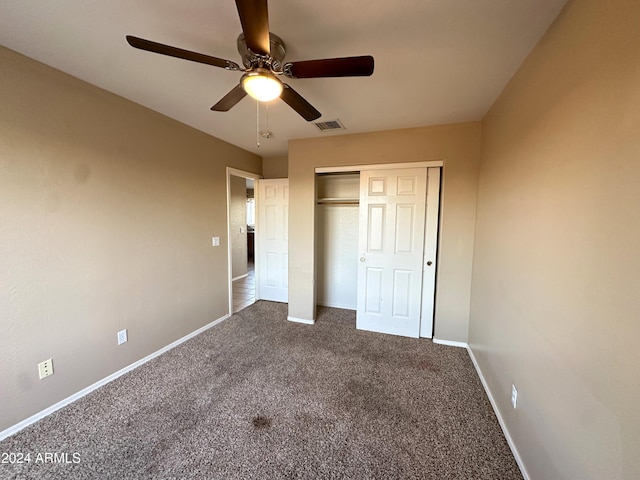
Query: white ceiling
[[0, 0, 568, 158]]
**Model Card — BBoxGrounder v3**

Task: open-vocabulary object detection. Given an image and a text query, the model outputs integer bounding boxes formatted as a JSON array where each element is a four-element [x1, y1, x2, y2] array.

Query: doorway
[[227, 168, 261, 314]]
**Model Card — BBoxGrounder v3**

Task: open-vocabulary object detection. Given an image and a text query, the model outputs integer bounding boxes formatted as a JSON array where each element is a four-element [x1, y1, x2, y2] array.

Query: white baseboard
[[466, 346, 529, 480], [433, 338, 468, 348], [232, 273, 248, 281], [316, 302, 356, 311], [0, 313, 231, 442], [287, 316, 315, 325]]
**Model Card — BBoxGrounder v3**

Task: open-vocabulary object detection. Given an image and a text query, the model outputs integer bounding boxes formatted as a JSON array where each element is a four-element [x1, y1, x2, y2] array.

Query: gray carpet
[[0, 301, 522, 479]]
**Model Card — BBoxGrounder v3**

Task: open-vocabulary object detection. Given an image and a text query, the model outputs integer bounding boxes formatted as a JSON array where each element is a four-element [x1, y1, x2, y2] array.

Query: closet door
[[256, 179, 288, 302], [356, 168, 426, 338], [420, 167, 441, 338]]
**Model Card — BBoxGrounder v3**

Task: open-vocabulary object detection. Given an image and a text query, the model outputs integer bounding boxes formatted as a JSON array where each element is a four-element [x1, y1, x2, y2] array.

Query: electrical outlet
[[38, 359, 54, 380], [117, 329, 128, 345], [511, 384, 518, 409], [212, 236, 220, 247]]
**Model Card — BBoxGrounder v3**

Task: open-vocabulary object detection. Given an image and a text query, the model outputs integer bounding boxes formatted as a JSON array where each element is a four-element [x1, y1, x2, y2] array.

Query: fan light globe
[[241, 71, 283, 102]]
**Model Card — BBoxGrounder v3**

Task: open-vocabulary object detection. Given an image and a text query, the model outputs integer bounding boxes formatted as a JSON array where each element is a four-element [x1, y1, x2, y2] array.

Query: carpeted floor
[[0, 301, 523, 479]]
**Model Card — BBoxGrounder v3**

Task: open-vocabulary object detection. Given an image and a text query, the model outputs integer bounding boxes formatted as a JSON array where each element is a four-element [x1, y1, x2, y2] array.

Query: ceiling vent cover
[[314, 119, 345, 132]]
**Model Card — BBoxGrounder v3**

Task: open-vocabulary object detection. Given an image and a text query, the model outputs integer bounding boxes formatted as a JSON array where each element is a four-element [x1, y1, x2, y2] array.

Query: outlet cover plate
[[511, 384, 518, 408], [38, 359, 54, 379], [117, 329, 128, 345]]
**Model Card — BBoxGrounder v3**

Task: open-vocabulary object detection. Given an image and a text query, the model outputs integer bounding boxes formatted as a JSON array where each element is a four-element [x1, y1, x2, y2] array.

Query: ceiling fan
[[126, 0, 374, 121]]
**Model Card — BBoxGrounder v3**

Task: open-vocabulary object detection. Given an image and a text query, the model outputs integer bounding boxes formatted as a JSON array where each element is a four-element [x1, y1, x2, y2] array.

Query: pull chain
[[256, 100, 260, 148], [256, 101, 273, 146]]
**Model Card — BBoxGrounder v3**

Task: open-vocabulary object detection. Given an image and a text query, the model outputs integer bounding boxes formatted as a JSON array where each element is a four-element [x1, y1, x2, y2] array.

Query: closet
[[316, 173, 360, 310], [315, 165, 441, 338]]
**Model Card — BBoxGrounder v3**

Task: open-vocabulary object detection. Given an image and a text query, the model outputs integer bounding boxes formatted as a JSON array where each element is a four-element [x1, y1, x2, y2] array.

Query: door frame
[[226, 167, 262, 316], [420, 167, 441, 338], [315, 160, 443, 337], [315, 161, 443, 174]]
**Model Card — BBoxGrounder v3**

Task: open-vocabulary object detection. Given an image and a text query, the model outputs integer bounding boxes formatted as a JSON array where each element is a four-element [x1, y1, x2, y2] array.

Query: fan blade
[[211, 85, 247, 111], [235, 0, 270, 56], [126, 35, 240, 70], [280, 84, 321, 121], [284, 56, 374, 79]]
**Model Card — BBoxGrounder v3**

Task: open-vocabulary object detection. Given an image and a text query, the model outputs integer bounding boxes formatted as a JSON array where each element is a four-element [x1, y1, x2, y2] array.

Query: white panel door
[[256, 179, 288, 302], [356, 168, 427, 337]]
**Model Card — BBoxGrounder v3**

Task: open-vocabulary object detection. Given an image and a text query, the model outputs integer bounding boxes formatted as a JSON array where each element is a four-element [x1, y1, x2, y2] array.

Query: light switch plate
[[212, 236, 220, 247]]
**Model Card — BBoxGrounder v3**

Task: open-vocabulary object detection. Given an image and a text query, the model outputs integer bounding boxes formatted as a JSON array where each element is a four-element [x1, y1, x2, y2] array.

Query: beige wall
[[262, 155, 288, 178], [230, 175, 248, 279], [0, 47, 261, 432], [469, 0, 640, 478], [288, 123, 481, 341]]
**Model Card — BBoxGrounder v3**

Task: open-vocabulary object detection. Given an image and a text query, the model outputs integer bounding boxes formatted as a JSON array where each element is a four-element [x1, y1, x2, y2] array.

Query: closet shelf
[[316, 197, 359, 205]]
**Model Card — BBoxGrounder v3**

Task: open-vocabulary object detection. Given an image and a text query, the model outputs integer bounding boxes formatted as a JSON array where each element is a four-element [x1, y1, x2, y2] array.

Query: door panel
[[265, 205, 277, 239], [257, 179, 288, 302], [365, 267, 384, 314], [392, 269, 412, 317], [368, 176, 387, 195], [356, 168, 427, 338], [394, 204, 415, 253], [397, 175, 417, 195], [368, 205, 385, 251]]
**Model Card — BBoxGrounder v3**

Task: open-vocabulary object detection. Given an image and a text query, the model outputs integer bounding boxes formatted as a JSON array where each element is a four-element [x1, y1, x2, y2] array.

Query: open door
[[256, 178, 289, 302], [356, 168, 427, 338]]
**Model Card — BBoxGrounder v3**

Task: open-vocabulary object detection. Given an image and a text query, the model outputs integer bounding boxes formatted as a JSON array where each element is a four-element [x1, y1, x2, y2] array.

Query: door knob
[[360, 257, 366, 262]]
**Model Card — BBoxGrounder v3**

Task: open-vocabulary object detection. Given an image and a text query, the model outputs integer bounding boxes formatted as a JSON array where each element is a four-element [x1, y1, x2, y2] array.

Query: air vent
[[314, 119, 345, 131]]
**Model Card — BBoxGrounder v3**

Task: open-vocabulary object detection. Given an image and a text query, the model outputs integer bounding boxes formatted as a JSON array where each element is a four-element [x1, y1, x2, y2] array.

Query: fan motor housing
[[237, 33, 286, 71]]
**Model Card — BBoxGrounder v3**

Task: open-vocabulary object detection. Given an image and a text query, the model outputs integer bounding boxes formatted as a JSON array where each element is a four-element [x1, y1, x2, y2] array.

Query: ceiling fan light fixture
[[241, 70, 283, 102], [127, 0, 374, 121]]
